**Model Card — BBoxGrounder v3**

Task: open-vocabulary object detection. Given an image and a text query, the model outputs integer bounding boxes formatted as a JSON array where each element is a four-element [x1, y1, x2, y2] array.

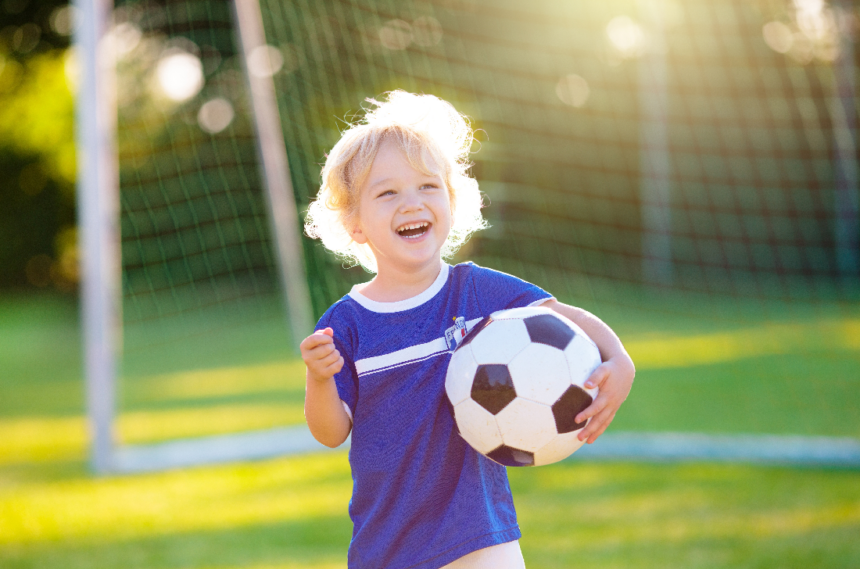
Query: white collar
[[348, 264, 450, 313]]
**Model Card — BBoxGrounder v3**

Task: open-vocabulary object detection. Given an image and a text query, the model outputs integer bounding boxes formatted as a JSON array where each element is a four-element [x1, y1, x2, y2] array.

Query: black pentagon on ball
[[455, 315, 493, 351], [487, 445, 535, 467], [471, 364, 516, 415], [524, 313, 575, 350], [552, 384, 593, 433]]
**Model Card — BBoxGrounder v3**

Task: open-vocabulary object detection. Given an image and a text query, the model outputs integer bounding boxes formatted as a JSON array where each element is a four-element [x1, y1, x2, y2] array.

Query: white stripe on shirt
[[355, 317, 484, 377]]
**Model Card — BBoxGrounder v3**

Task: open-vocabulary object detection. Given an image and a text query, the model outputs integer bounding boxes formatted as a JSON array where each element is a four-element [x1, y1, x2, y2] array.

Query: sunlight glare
[[156, 50, 204, 102], [606, 15, 646, 59]]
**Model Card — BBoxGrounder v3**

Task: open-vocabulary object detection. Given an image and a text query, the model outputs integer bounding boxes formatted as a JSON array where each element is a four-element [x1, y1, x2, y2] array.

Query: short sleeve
[[316, 312, 359, 419], [331, 336, 358, 419], [470, 264, 553, 315]]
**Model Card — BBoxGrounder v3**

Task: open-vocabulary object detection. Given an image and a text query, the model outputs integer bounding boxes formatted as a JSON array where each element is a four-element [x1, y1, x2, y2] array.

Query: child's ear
[[350, 225, 367, 245]]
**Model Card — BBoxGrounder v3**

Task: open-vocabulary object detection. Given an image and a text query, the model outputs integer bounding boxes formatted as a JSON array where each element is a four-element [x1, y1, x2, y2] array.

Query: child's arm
[[541, 300, 635, 444], [301, 327, 352, 448]]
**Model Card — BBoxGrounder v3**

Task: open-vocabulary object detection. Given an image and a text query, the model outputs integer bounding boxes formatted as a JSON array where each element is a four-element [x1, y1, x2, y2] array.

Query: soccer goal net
[[79, 0, 859, 472], [258, 0, 860, 465]]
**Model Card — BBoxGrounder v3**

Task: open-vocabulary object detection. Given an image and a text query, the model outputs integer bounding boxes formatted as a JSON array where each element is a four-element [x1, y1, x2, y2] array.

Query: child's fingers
[[584, 363, 610, 390], [306, 349, 343, 382], [300, 331, 335, 353], [300, 337, 329, 355], [308, 348, 341, 375], [583, 410, 616, 444], [312, 355, 343, 381], [305, 342, 336, 361], [317, 347, 341, 368], [324, 355, 344, 375], [577, 405, 610, 442], [574, 391, 609, 426]]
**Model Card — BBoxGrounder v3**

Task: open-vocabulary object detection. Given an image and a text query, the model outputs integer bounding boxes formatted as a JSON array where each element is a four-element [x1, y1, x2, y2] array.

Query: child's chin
[[399, 247, 442, 264]]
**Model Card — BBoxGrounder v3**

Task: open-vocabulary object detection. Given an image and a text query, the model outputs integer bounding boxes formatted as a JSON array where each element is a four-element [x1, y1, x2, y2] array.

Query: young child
[[301, 91, 635, 569]]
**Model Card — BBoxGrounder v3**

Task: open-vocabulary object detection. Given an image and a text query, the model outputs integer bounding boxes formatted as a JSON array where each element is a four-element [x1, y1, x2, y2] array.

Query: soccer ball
[[445, 306, 601, 467]]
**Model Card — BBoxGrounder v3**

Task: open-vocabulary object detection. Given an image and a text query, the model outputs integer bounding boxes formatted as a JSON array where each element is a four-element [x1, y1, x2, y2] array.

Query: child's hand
[[574, 354, 635, 444], [300, 327, 344, 382]]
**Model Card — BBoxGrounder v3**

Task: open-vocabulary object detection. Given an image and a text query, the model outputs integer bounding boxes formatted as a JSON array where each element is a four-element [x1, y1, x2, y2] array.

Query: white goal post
[[75, 0, 314, 474]]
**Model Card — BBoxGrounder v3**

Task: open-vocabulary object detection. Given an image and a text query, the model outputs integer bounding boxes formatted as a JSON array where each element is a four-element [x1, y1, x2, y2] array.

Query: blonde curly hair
[[304, 91, 488, 273]]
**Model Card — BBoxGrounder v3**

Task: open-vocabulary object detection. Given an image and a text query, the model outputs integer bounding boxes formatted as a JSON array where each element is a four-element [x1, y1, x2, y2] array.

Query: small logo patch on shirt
[[444, 316, 468, 351]]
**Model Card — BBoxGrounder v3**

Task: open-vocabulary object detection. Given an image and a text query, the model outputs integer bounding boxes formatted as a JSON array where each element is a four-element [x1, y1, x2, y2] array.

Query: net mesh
[[258, 0, 859, 440], [261, 0, 859, 300], [111, 0, 859, 448], [115, 0, 297, 445]]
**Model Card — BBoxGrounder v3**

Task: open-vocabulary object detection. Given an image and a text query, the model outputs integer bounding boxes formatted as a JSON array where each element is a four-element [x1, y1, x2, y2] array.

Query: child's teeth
[[398, 222, 429, 237]]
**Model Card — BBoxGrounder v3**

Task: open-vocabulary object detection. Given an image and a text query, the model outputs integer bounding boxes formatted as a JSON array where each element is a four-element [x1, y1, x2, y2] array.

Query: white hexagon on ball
[[454, 398, 504, 455], [508, 343, 571, 405], [533, 430, 586, 466], [469, 319, 531, 365], [563, 333, 602, 396], [495, 398, 557, 452], [445, 346, 478, 406]]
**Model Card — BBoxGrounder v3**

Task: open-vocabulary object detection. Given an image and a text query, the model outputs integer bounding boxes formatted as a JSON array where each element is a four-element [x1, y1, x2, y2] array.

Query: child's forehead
[[365, 138, 444, 179]]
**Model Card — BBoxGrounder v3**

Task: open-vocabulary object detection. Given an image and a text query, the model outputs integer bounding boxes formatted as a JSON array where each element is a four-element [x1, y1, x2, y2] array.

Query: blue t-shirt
[[316, 262, 552, 569]]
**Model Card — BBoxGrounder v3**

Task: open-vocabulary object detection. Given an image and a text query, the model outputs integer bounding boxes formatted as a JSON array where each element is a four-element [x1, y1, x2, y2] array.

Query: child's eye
[[377, 190, 395, 198], [421, 184, 439, 190]]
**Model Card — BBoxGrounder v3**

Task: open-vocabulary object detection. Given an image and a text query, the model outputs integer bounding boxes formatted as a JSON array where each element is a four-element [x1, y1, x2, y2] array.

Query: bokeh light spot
[[379, 20, 412, 50], [606, 15, 645, 59], [413, 16, 443, 47], [248, 45, 283, 78], [198, 98, 235, 134], [556, 74, 590, 108], [156, 50, 204, 102], [50, 5, 77, 37], [12, 23, 40, 54], [112, 22, 142, 57], [762, 21, 793, 54]]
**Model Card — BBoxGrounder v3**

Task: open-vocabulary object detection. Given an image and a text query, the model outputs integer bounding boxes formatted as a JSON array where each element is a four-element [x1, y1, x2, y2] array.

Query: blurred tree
[[0, 0, 76, 291], [0, 0, 71, 56]]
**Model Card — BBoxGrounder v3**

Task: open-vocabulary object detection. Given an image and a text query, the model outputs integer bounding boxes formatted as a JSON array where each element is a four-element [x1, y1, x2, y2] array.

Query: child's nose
[[399, 191, 425, 213]]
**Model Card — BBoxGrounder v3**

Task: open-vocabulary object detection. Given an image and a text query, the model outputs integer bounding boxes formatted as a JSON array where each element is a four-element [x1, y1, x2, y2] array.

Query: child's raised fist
[[300, 327, 344, 382]]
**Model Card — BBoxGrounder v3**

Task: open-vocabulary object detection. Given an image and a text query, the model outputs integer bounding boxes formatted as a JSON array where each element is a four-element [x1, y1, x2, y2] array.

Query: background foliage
[[0, 0, 75, 290]]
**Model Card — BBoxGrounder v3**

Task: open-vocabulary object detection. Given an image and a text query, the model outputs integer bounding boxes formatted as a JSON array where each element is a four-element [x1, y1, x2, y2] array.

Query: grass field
[[1, 290, 859, 568]]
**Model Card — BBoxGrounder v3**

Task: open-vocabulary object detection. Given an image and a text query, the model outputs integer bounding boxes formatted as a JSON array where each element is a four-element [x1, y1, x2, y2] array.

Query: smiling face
[[350, 138, 453, 277]]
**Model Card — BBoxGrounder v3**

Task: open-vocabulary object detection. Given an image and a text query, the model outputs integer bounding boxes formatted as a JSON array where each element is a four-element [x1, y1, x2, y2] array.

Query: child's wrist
[[609, 352, 635, 374], [307, 368, 335, 384]]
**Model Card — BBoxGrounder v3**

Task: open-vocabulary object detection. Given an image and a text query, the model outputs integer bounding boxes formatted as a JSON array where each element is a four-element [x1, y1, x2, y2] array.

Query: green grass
[[1, 455, 858, 569], [1, 291, 859, 568]]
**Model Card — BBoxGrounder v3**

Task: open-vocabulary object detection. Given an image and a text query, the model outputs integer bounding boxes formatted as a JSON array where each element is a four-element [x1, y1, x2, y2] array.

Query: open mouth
[[396, 222, 430, 239]]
